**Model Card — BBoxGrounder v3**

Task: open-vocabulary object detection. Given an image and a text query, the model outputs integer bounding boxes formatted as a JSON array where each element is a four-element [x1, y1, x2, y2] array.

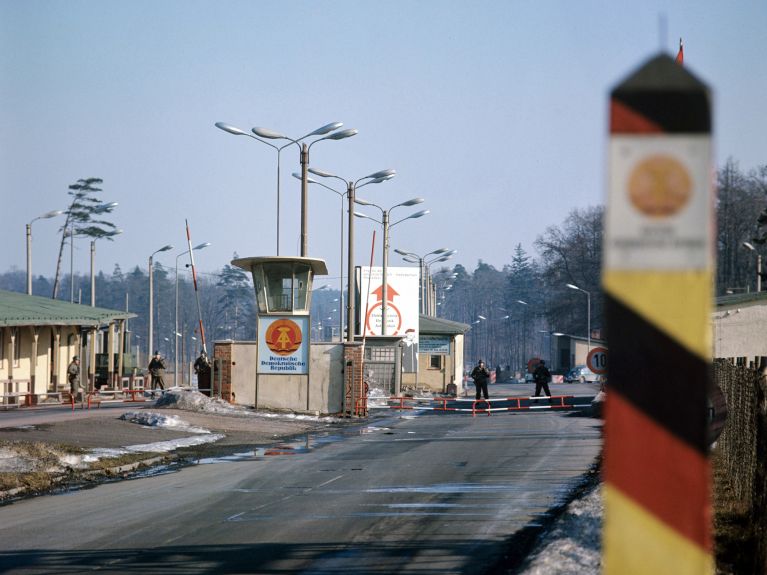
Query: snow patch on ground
[[154, 388, 346, 422], [119, 411, 211, 434], [517, 483, 602, 575]]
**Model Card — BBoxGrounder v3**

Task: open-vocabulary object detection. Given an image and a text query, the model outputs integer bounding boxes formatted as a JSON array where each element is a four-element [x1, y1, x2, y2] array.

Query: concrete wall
[[713, 302, 767, 359], [218, 340, 344, 415]]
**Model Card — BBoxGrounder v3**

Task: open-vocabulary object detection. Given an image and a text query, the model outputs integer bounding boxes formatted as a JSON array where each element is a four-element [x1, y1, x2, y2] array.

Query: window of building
[[0, 328, 4, 367], [429, 355, 442, 369]]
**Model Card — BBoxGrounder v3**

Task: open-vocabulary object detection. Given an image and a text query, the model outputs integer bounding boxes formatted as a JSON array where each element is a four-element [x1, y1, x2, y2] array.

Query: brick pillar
[[213, 342, 233, 402], [343, 342, 365, 417]]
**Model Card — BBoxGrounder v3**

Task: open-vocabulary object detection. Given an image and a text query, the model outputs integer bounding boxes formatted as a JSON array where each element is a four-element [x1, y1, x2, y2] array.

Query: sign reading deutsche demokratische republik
[[358, 266, 419, 339], [257, 315, 310, 375]]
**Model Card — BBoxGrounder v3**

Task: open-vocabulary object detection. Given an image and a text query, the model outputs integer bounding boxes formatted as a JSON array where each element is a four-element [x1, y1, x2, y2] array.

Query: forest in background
[[1, 159, 764, 371]]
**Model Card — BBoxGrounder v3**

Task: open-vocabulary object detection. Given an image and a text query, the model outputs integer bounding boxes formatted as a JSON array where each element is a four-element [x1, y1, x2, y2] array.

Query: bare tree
[[718, 159, 766, 294], [535, 206, 603, 339]]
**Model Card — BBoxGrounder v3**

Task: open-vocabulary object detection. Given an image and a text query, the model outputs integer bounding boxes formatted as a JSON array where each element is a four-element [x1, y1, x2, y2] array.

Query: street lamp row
[[395, 248, 457, 314], [303, 167, 397, 342]]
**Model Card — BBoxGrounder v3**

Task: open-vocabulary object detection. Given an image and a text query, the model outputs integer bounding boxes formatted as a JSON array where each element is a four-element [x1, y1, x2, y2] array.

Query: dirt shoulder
[[0, 398, 350, 502]]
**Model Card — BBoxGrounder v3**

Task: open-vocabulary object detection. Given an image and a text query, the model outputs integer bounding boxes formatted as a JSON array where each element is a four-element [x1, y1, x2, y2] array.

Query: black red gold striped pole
[[603, 53, 714, 574]]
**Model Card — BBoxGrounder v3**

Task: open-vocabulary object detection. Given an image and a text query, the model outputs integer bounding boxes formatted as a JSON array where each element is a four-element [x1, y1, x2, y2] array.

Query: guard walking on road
[[533, 360, 552, 398], [67, 356, 81, 402]]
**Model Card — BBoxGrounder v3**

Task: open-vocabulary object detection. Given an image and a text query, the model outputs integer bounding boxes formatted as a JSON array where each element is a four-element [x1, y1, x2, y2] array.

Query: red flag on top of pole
[[675, 38, 684, 64]]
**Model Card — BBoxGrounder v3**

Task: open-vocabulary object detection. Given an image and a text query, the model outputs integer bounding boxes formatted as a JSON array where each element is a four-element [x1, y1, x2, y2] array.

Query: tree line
[[438, 159, 767, 371], [2, 160, 764, 371]]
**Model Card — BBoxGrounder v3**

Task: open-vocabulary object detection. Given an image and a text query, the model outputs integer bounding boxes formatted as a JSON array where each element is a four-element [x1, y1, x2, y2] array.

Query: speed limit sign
[[587, 347, 608, 375]]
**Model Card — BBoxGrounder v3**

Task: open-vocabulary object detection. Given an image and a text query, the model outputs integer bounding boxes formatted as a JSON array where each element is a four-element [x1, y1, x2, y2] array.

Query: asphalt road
[[0, 382, 602, 575]]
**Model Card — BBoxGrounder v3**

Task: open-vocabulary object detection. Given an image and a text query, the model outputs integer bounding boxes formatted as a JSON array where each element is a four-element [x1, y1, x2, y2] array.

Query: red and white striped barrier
[[370, 394, 590, 416]]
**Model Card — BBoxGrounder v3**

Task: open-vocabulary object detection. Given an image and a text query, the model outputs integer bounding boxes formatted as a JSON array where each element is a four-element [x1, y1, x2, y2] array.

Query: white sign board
[[257, 315, 309, 374], [358, 266, 420, 340], [605, 136, 712, 270]]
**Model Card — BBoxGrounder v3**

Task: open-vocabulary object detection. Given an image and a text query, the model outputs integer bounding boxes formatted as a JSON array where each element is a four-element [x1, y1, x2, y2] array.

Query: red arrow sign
[[370, 284, 399, 302]]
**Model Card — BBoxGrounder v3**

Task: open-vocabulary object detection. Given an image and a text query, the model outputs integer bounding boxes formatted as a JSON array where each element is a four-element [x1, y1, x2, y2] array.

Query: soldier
[[193, 349, 212, 397], [470, 359, 491, 401], [148, 351, 167, 391], [67, 356, 81, 401], [533, 360, 552, 398]]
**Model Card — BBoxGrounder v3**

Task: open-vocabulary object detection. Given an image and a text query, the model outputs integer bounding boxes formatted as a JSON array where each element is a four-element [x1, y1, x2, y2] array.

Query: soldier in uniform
[[148, 351, 167, 391]]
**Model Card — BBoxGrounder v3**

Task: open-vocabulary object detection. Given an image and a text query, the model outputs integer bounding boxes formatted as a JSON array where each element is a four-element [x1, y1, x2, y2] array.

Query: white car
[[564, 365, 600, 383]]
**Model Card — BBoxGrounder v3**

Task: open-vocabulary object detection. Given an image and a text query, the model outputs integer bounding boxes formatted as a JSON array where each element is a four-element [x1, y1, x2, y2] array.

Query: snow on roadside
[[517, 483, 603, 575], [119, 411, 211, 434], [154, 388, 346, 422]]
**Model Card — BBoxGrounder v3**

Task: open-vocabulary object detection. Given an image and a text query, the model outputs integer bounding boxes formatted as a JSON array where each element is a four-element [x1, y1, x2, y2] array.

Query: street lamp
[[176, 242, 210, 384], [69, 201, 118, 303], [354, 197, 429, 335], [306, 167, 396, 342], [216, 122, 341, 255], [247, 123, 357, 257], [148, 244, 174, 361], [26, 210, 63, 295], [90, 229, 123, 306], [566, 283, 591, 353], [394, 247, 455, 314], [742, 241, 762, 293], [292, 172, 348, 340]]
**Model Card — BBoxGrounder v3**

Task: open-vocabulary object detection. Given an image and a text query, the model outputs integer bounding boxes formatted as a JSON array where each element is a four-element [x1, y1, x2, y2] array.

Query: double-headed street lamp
[[176, 242, 210, 383], [26, 210, 63, 295], [395, 247, 456, 314], [216, 121, 357, 257], [305, 168, 396, 342], [148, 244, 174, 361], [566, 283, 591, 353], [742, 241, 762, 293], [354, 197, 429, 335]]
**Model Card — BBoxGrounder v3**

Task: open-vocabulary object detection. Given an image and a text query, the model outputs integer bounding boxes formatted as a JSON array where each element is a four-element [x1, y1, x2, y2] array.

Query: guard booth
[[230, 256, 328, 411]]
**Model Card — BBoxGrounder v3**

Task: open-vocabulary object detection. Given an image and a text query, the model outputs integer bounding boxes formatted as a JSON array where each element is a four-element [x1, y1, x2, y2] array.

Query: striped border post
[[603, 54, 714, 574]]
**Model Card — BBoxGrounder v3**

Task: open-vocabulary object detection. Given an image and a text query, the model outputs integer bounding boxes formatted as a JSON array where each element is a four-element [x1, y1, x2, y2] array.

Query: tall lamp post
[[90, 229, 123, 306], [566, 283, 591, 353], [394, 247, 454, 314], [424, 252, 457, 315], [176, 242, 210, 383], [292, 172, 348, 340], [742, 241, 762, 293], [149, 244, 174, 361], [354, 197, 429, 335], [306, 168, 396, 342], [69, 201, 118, 303], [26, 210, 63, 295]]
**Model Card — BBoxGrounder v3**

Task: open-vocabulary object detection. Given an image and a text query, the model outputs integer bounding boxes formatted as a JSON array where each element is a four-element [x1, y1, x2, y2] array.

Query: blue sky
[[1, 0, 765, 288]]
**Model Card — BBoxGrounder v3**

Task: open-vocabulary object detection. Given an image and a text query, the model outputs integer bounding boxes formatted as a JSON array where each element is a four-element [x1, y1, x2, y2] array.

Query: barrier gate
[[369, 394, 598, 417]]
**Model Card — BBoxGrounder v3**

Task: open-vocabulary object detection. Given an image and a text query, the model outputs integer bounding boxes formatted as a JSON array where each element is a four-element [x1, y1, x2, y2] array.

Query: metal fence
[[713, 358, 766, 504], [712, 357, 767, 569]]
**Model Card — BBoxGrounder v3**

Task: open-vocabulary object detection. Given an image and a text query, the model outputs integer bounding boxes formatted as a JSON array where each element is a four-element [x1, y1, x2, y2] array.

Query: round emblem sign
[[628, 154, 692, 218], [587, 347, 608, 375], [265, 319, 303, 356]]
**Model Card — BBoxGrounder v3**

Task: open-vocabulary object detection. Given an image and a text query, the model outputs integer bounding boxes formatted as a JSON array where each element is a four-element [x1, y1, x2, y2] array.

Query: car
[[564, 365, 599, 383]]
